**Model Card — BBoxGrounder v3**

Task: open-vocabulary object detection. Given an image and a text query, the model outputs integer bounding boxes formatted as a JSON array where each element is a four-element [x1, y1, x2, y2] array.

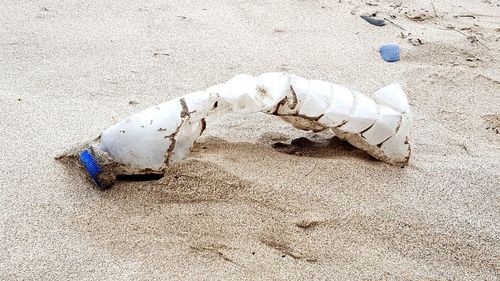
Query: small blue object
[[379, 44, 400, 62], [79, 150, 102, 186]]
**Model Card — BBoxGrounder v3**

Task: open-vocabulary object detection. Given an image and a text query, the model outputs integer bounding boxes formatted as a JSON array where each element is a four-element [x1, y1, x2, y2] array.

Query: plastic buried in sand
[[60, 73, 413, 188]]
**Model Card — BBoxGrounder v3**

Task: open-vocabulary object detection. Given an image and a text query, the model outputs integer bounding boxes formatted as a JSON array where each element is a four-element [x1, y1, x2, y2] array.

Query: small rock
[[379, 44, 400, 62], [408, 37, 423, 46], [361, 15, 386, 26], [295, 219, 319, 229]]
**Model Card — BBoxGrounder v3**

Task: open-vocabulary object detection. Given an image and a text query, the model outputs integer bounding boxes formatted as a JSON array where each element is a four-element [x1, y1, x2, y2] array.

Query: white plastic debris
[[74, 72, 413, 188]]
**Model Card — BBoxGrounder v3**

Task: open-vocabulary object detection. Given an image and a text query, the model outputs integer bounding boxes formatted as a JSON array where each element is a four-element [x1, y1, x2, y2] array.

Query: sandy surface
[[1, 0, 500, 280]]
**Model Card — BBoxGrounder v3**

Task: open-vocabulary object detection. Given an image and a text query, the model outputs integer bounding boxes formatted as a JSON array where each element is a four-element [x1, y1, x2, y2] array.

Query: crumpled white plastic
[[85, 72, 412, 186]]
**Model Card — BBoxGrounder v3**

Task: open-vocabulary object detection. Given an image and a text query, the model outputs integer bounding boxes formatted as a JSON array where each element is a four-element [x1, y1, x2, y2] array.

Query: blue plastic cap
[[79, 149, 102, 186], [379, 44, 400, 62]]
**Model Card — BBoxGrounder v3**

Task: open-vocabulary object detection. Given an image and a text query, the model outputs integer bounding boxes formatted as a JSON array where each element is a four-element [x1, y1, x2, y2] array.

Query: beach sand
[[1, 0, 499, 279]]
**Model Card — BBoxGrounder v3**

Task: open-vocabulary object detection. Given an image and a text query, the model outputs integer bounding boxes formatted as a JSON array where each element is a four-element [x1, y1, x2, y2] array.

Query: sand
[[1, 0, 499, 280]]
